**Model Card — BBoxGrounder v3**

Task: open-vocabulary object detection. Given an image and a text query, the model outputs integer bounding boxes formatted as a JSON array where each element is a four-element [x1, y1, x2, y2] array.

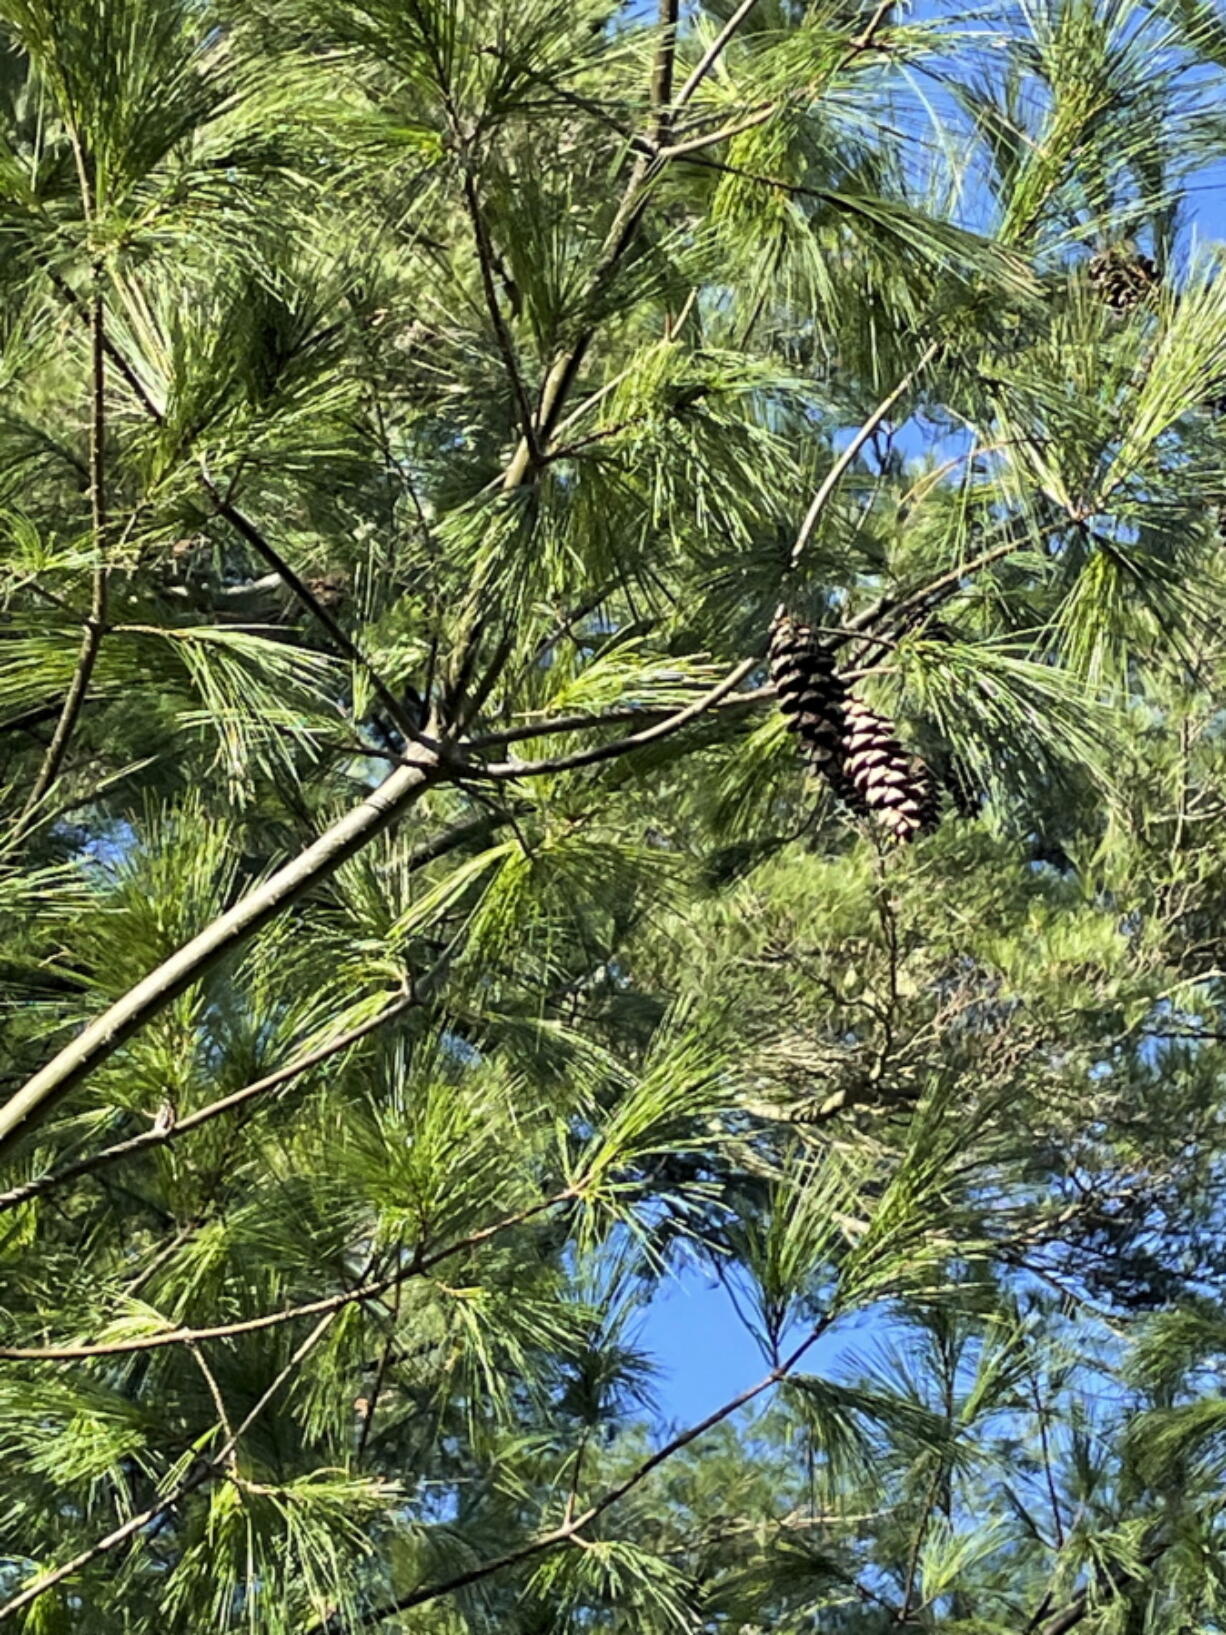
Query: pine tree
[[2, 0, 1226, 1631]]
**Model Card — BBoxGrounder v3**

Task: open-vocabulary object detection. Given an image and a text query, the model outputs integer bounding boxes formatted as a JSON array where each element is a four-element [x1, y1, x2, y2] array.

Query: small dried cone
[[841, 695, 940, 844], [768, 611, 866, 814], [1087, 247, 1158, 314]]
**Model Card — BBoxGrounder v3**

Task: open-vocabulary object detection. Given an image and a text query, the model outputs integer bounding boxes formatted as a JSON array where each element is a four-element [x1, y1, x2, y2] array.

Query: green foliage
[[3, 0, 1226, 1631]]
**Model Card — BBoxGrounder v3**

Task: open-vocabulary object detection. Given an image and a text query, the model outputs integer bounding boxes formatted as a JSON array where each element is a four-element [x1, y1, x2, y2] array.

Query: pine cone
[[1087, 247, 1158, 314], [841, 696, 941, 844], [769, 611, 940, 841], [768, 612, 866, 813]]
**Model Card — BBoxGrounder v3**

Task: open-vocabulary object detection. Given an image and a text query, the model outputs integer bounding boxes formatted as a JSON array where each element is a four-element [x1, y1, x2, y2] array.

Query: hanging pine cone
[[769, 610, 940, 842], [767, 612, 866, 814], [841, 695, 941, 844], [1087, 246, 1158, 314]]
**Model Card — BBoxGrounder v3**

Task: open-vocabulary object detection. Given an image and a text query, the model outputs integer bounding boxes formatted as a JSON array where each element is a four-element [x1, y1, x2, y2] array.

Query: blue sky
[[637, 1263, 886, 1424]]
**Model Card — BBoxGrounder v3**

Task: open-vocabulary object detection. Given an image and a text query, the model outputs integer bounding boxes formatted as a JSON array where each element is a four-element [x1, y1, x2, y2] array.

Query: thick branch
[[0, 751, 438, 1162], [199, 468, 425, 748]]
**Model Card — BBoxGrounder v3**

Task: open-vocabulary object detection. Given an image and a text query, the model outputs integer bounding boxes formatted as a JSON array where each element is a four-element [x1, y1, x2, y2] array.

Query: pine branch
[[471, 656, 760, 779], [0, 750, 440, 1162], [0, 1191, 574, 1360], [18, 278, 110, 827], [0, 1313, 338, 1624], [843, 537, 1026, 642], [785, 341, 942, 576], [1024, 1542, 1169, 1635], [460, 167, 541, 465], [464, 685, 775, 751], [37, 263, 422, 750], [501, 0, 700, 486], [313, 1318, 834, 1634], [197, 466, 426, 749], [652, 0, 681, 145], [0, 992, 416, 1214], [0, 0, 788, 1149], [673, 0, 762, 108]]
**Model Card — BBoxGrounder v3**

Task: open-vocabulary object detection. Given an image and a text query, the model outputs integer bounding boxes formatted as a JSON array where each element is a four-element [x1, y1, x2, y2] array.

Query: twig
[[845, 537, 1021, 638], [464, 683, 774, 752], [471, 656, 759, 780], [188, 1342, 237, 1472], [1032, 1369, 1065, 1551], [19, 278, 111, 826], [198, 465, 423, 749], [674, 0, 762, 107], [659, 106, 777, 159], [786, 341, 941, 575], [652, 0, 681, 145], [460, 169, 540, 463], [356, 1261, 405, 1467], [850, 0, 895, 50]]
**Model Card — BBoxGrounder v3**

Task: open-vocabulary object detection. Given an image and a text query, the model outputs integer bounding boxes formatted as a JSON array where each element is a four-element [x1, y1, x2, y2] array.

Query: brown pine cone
[[841, 695, 941, 844], [1088, 247, 1158, 314]]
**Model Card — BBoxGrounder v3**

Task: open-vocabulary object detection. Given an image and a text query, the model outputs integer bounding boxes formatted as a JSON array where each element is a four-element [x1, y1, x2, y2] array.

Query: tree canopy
[[5, 0, 1226, 1629]]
